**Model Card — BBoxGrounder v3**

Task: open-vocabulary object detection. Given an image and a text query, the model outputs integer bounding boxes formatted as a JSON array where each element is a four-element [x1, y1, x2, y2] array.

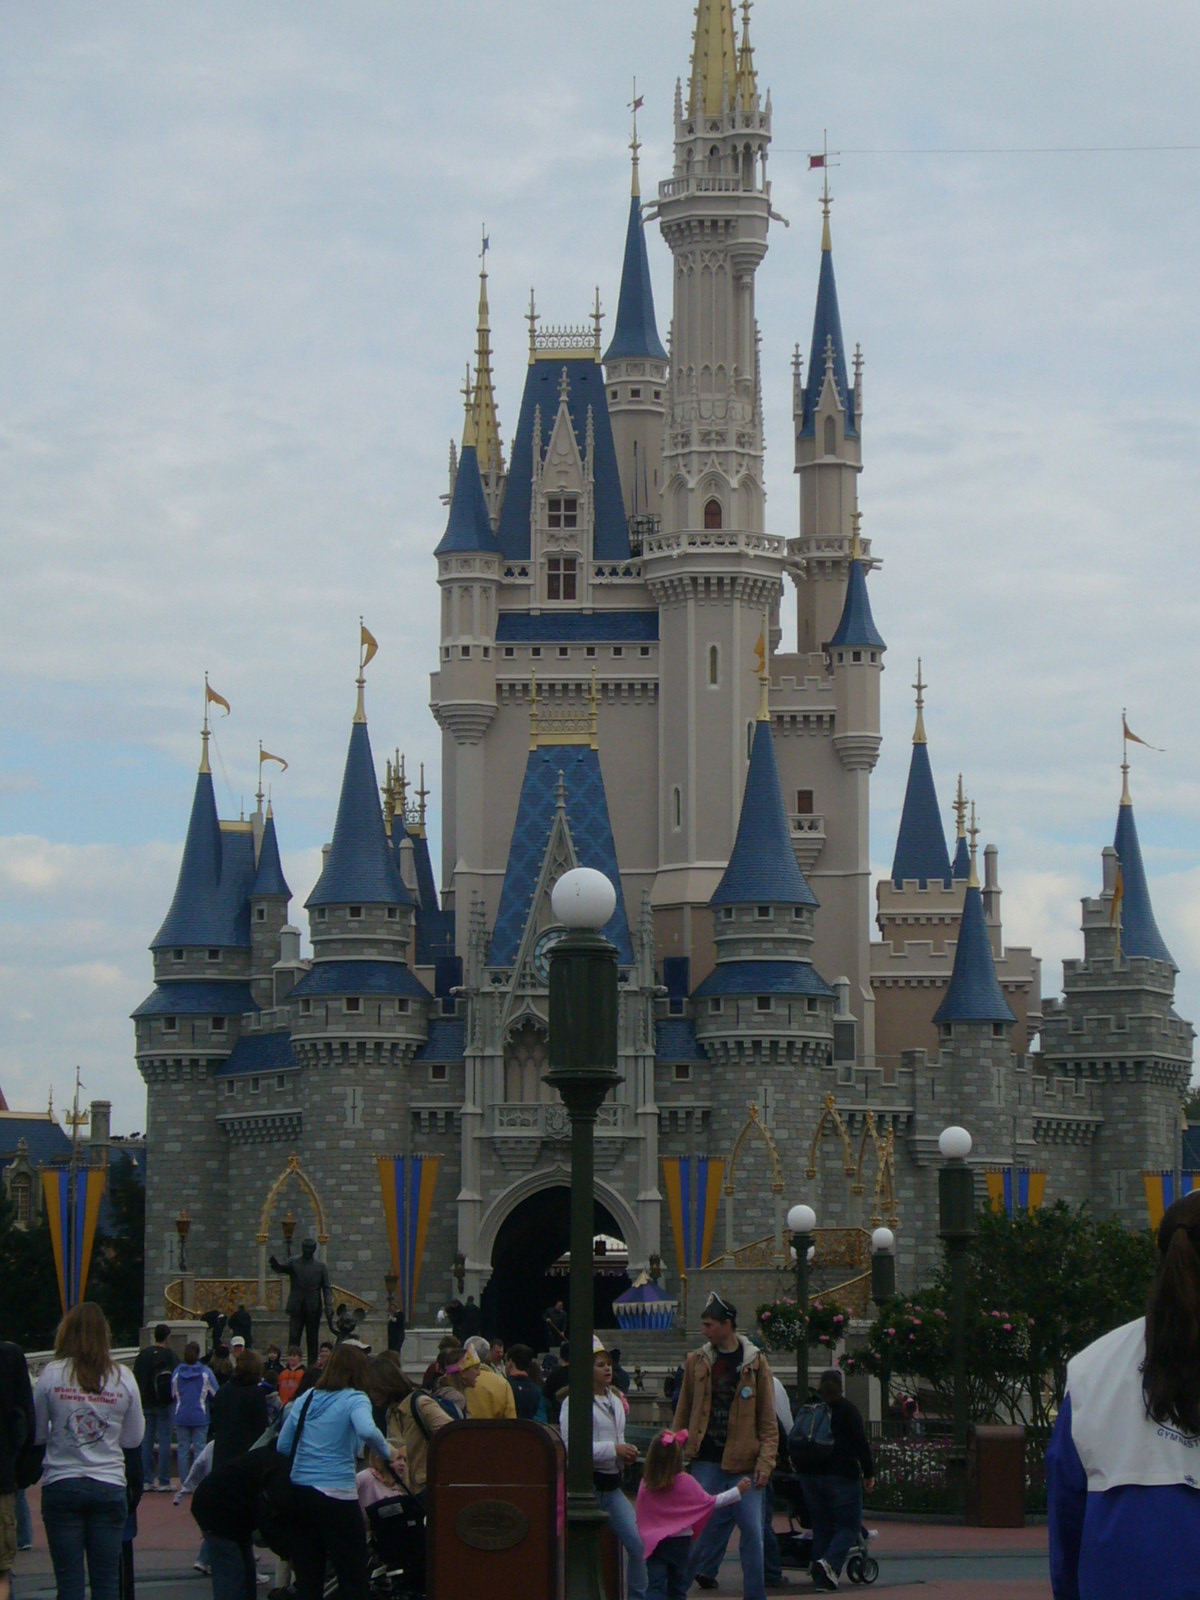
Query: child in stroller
[[773, 1472, 878, 1587], [356, 1454, 426, 1598]]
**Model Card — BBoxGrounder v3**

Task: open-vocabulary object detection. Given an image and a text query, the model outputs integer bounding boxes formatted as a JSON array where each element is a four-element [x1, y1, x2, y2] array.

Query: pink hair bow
[[661, 1429, 688, 1446]]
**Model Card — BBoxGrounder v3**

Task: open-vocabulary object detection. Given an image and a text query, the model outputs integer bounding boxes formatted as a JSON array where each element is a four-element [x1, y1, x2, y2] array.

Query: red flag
[[809, 154, 826, 169]]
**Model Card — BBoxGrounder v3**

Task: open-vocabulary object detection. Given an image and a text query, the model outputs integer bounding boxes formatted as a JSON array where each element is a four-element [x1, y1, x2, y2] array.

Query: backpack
[[788, 1400, 835, 1469], [407, 1389, 461, 1443], [153, 1353, 175, 1408]]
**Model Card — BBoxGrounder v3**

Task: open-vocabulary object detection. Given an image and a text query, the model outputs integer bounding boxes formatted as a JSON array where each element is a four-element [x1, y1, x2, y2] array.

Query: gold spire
[[355, 617, 377, 725], [736, 0, 758, 113], [967, 802, 980, 888], [200, 672, 230, 773], [818, 130, 833, 252], [912, 659, 927, 746], [468, 229, 502, 476], [416, 762, 429, 837], [755, 613, 770, 719], [629, 78, 643, 198], [954, 773, 967, 841], [688, 0, 738, 117], [849, 508, 862, 563]]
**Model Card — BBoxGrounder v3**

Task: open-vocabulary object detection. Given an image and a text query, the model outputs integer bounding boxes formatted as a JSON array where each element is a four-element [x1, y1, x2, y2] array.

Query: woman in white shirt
[[560, 1337, 647, 1600], [34, 1301, 144, 1600]]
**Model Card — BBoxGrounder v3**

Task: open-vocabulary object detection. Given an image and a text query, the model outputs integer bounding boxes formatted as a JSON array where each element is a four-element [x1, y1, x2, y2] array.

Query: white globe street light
[[551, 867, 617, 930], [787, 1203, 817, 1235], [938, 1125, 973, 1162]]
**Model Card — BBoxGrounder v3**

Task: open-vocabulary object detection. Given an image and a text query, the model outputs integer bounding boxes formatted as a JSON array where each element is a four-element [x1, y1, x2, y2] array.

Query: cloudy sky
[[2, 1, 1199, 1134]]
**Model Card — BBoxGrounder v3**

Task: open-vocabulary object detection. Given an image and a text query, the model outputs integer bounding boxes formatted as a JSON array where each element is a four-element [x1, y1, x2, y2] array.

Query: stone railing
[[643, 529, 787, 560]]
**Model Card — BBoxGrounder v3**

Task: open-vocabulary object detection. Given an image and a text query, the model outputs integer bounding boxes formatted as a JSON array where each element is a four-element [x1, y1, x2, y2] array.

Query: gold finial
[[1119, 711, 1163, 806], [468, 229, 502, 473], [382, 757, 395, 834], [967, 801, 980, 888], [461, 360, 477, 450], [47, 1083, 54, 1118], [201, 674, 212, 774], [812, 131, 839, 252], [736, 0, 758, 113], [849, 509, 862, 563], [629, 78, 644, 197], [355, 617, 378, 724], [912, 659, 927, 746], [754, 614, 769, 720], [592, 286, 603, 356], [954, 773, 967, 840], [416, 761, 429, 835], [526, 288, 539, 362]]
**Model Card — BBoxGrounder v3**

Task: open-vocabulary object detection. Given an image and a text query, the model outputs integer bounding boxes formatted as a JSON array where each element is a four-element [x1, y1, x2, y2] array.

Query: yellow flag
[[1123, 715, 1164, 752], [260, 749, 288, 773], [1109, 866, 1124, 928], [753, 632, 765, 674], [206, 683, 231, 715], [361, 624, 379, 668]]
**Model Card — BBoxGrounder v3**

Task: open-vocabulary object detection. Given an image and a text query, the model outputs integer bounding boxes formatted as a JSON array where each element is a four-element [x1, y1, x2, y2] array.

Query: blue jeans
[[175, 1423, 207, 1485], [41, 1477, 127, 1600], [208, 1533, 257, 1600], [141, 1404, 174, 1486], [15, 1487, 32, 1547], [800, 1473, 862, 1577], [762, 1473, 782, 1581], [596, 1486, 647, 1600], [647, 1532, 691, 1600], [686, 1461, 765, 1600]]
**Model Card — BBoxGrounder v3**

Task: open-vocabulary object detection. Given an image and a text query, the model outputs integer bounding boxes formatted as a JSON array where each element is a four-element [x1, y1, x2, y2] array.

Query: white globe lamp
[[551, 867, 616, 932], [938, 1125, 973, 1162]]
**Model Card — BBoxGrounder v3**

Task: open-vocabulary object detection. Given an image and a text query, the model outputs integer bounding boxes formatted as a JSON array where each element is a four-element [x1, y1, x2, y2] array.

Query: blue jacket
[[171, 1362, 217, 1429], [1047, 1319, 1200, 1600], [277, 1388, 390, 1495]]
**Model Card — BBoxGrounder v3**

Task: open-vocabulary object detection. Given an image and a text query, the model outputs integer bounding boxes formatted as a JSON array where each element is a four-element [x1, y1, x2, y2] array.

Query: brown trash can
[[965, 1424, 1025, 1527], [428, 1419, 565, 1600]]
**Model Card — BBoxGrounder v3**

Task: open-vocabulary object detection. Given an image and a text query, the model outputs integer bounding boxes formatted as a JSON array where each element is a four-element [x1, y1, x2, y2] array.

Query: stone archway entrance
[[480, 1186, 630, 1351]]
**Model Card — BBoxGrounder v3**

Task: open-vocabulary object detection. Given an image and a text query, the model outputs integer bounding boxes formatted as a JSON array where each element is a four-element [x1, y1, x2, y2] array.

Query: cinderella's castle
[[135, 0, 1192, 1343]]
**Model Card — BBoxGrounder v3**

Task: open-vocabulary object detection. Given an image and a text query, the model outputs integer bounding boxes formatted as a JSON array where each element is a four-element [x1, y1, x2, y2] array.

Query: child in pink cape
[[635, 1429, 750, 1600]]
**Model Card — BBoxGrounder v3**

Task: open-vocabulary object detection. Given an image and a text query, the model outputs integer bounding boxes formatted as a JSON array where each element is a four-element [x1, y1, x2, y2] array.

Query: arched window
[[672, 786, 682, 829], [747, 721, 754, 758], [503, 1022, 552, 1102], [708, 645, 719, 686], [11, 1174, 31, 1228], [703, 498, 722, 530], [823, 415, 836, 455]]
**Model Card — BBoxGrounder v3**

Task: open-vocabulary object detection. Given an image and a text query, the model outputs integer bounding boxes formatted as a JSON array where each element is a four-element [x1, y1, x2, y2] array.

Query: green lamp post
[[786, 1202, 817, 1402], [937, 1125, 976, 1454], [545, 867, 622, 1600]]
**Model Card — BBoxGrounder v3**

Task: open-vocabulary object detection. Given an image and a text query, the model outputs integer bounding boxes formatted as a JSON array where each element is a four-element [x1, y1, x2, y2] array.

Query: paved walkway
[[12, 1484, 1054, 1598]]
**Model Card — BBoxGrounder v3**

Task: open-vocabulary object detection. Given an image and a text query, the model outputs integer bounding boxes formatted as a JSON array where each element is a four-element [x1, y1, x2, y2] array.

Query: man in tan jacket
[[671, 1292, 777, 1600]]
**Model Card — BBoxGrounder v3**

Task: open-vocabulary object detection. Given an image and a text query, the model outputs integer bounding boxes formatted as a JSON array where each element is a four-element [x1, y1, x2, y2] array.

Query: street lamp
[[870, 1228, 896, 1308], [175, 1210, 191, 1274], [545, 867, 621, 1600], [787, 1202, 817, 1401], [938, 1126, 976, 1453], [281, 1212, 297, 1257]]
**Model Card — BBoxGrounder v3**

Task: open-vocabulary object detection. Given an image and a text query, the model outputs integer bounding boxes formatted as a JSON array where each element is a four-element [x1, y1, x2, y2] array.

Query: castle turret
[[794, 191, 865, 657], [648, 0, 784, 963], [603, 126, 668, 528], [951, 774, 970, 881], [1113, 762, 1174, 966], [249, 804, 291, 1007], [891, 662, 952, 889]]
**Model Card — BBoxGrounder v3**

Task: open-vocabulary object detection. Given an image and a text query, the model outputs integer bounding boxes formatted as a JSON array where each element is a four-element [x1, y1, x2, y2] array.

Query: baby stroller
[[774, 1471, 879, 1586], [365, 1488, 427, 1599]]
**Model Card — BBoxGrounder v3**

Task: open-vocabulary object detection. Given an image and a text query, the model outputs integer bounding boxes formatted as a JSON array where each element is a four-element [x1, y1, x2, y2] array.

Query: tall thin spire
[[913, 659, 927, 745], [470, 228, 503, 478], [951, 774, 970, 881], [629, 77, 643, 199], [688, 0, 738, 117], [736, 0, 758, 112]]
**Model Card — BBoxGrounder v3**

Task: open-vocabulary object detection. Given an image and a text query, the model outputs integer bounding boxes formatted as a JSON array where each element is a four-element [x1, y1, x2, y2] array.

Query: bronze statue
[[269, 1237, 333, 1363]]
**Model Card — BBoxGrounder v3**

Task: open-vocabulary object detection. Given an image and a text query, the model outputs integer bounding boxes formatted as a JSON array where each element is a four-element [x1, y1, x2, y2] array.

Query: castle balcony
[[642, 529, 787, 561], [789, 810, 825, 874], [658, 174, 769, 200], [490, 1101, 629, 1139]]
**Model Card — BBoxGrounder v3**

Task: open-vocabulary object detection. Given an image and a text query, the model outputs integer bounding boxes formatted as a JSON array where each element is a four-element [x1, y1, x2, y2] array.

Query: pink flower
[[886, 1328, 896, 1337], [1003, 1323, 1012, 1332], [761, 1312, 772, 1320]]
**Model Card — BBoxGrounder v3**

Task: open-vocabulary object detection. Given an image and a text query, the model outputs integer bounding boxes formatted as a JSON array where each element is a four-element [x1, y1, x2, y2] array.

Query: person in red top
[[276, 1348, 305, 1407]]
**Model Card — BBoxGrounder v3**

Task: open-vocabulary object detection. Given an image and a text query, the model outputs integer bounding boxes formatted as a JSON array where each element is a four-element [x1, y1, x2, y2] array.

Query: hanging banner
[[1143, 1170, 1200, 1232], [661, 1157, 724, 1277], [42, 1166, 108, 1314], [984, 1168, 1047, 1216], [376, 1155, 439, 1318]]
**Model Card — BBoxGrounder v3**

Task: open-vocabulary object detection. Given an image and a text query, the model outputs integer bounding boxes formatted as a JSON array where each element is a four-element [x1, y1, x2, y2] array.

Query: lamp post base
[[565, 1493, 612, 1600]]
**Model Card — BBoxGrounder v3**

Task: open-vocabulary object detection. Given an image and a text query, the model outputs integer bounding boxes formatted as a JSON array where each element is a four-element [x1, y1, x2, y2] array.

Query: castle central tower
[[646, 0, 785, 976]]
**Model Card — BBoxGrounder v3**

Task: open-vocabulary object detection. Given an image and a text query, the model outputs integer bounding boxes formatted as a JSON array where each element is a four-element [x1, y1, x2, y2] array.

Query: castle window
[[807, 998, 818, 1013], [504, 646, 515, 657], [345, 1086, 364, 1129], [504, 1021, 551, 1102], [668, 996, 684, 1015], [852, 649, 862, 663], [442, 646, 450, 660], [207, 949, 220, 962], [460, 645, 471, 658], [558, 646, 569, 658], [348, 906, 362, 920], [585, 646, 596, 658], [756, 906, 771, 920], [547, 496, 578, 530], [640, 645, 651, 657], [163, 1017, 177, 1034], [547, 555, 578, 601], [796, 789, 814, 815], [611, 390, 618, 400], [612, 646, 623, 658], [396, 998, 409, 1013], [630, 387, 641, 399], [941, 1023, 953, 1040], [249, 1076, 260, 1094], [276, 1075, 286, 1090], [710, 998, 723, 1014], [531, 646, 542, 658], [314, 908, 326, 922], [299, 999, 311, 1015], [345, 997, 361, 1014], [824, 416, 836, 454], [224, 1079, 236, 1096], [255, 906, 266, 922], [708, 645, 719, 686], [721, 907, 733, 921], [672, 786, 682, 829], [172, 949, 185, 962], [482, 646, 491, 659], [793, 907, 804, 920], [12, 1175, 30, 1227], [387, 907, 398, 920], [653, 390, 662, 400], [674, 1063, 691, 1081], [703, 498, 722, 530], [755, 996, 772, 1012], [431, 1063, 448, 1082], [993, 1022, 1006, 1037], [870, 651, 878, 663], [212, 1016, 226, 1033]]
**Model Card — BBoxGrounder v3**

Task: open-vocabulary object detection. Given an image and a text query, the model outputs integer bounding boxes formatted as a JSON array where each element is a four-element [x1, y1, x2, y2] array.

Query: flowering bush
[[754, 1295, 849, 1353]]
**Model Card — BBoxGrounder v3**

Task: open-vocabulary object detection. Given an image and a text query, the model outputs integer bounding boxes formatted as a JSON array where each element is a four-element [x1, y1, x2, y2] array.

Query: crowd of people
[[0, 1289, 878, 1600]]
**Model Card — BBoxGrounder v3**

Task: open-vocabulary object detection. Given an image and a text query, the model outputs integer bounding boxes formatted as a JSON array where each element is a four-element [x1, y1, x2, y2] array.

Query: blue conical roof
[[951, 833, 970, 882], [934, 882, 1015, 1025], [1114, 800, 1174, 966], [892, 743, 952, 888], [153, 770, 245, 949], [828, 557, 885, 650], [603, 192, 667, 362], [252, 812, 291, 900], [434, 444, 496, 556], [798, 240, 857, 440], [306, 721, 412, 908], [712, 720, 818, 907]]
